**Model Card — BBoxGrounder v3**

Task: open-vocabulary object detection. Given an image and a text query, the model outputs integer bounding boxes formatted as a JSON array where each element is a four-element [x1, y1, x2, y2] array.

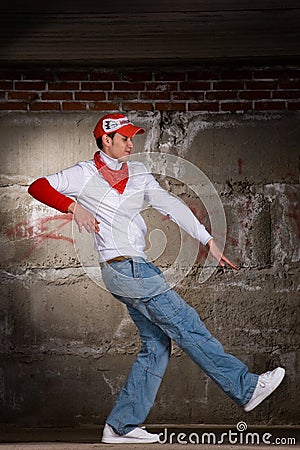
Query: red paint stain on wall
[[6, 213, 74, 257], [286, 191, 300, 238], [238, 158, 243, 175]]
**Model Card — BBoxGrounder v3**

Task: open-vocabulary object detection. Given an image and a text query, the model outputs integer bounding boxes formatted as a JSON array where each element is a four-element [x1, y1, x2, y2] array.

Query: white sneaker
[[101, 423, 159, 444], [244, 367, 285, 412]]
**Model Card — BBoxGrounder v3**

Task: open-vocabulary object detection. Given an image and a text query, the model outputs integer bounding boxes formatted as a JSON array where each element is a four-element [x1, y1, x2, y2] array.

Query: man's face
[[102, 132, 134, 160]]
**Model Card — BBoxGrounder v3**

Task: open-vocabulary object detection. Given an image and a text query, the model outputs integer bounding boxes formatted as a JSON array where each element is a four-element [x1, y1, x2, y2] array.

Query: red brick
[[252, 68, 300, 81], [213, 81, 244, 90], [48, 82, 79, 90], [122, 71, 152, 82], [155, 102, 186, 111], [279, 80, 300, 89], [288, 102, 300, 110], [42, 92, 72, 100], [90, 71, 120, 81], [22, 71, 55, 81], [252, 69, 284, 80], [75, 92, 106, 101], [146, 82, 178, 91], [8, 91, 39, 101], [239, 90, 272, 100], [89, 102, 119, 111], [273, 90, 300, 99], [0, 91, 6, 99], [155, 72, 186, 81], [56, 71, 89, 81], [188, 102, 219, 112], [108, 92, 139, 101], [0, 81, 13, 89], [180, 81, 210, 91], [0, 101, 27, 110], [15, 81, 46, 90], [254, 101, 286, 111], [140, 91, 170, 100], [122, 102, 153, 111], [0, 71, 22, 80], [114, 82, 145, 91], [283, 68, 300, 78], [245, 81, 277, 90], [206, 91, 238, 100], [220, 70, 253, 80], [187, 70, 218, 80], [220, 102, 252, 112], [81, 82, 112, 90], [61, 102, 87, 111], [172, 91, 204, 101], [30, 102, 60, 111]]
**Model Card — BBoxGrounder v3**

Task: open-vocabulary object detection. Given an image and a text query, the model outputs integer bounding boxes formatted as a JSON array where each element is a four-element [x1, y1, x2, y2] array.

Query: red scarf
[[94, 152, 129, 194]]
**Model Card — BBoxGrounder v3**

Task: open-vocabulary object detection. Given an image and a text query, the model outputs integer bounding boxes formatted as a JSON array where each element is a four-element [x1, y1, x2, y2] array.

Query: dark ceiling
[[0, 0, 300, 66]]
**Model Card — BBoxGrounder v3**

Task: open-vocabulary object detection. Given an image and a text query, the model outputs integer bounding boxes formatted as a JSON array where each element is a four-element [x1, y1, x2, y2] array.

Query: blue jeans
[[101, 257, 258, 435]]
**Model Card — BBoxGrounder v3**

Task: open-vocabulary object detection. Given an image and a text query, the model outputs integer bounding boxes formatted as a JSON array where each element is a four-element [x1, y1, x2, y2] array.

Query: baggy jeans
[[101, 257, 258, 435]]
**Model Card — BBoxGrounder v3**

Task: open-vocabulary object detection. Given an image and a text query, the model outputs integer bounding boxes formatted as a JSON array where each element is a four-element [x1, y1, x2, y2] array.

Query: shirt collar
[[99, 150, 123, 170]]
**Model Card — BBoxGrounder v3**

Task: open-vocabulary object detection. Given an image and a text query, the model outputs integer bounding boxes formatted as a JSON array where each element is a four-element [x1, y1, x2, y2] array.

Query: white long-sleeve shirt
[[46, 151, 212, 262]]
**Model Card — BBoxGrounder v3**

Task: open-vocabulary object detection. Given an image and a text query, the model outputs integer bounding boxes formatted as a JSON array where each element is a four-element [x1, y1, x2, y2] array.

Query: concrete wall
[[0, 110, 299, 427]]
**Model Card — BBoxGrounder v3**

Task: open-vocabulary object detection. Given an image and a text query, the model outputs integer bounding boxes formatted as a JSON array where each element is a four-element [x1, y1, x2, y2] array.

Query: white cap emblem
[[102, 117, 132, 133]]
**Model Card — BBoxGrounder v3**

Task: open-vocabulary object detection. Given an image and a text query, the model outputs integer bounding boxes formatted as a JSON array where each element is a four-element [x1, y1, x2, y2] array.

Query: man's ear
[[102, 134, 111, 147]]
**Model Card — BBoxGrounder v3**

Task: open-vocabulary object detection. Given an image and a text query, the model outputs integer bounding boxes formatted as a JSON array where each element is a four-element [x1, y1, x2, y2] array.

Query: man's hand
[[207, 239, 239, 270], [68, 202, 100, 234]]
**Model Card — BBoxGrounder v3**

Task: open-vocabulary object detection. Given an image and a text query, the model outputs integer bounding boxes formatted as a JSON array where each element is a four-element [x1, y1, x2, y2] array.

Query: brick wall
[[0, 65, 299, 113]]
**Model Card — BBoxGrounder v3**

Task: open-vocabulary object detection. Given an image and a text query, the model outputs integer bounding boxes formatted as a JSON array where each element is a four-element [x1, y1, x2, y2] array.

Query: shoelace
[[258, 370, 273, 387]]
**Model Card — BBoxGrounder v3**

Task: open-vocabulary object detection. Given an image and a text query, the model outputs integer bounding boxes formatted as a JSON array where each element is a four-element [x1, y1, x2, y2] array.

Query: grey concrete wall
[[0, 111, 299, 427]]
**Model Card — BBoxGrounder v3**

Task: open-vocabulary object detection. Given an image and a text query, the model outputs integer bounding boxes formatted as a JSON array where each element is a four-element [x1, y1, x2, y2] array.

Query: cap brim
[[117, 124, 145, 138]]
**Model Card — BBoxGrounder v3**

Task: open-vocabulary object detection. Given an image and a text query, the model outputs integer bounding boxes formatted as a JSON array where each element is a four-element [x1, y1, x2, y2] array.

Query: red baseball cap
[[93, 113, 145, 139]]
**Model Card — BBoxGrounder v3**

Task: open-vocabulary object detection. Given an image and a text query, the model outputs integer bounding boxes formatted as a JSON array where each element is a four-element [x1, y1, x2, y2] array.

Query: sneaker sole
[[244, 367, 285, 412], [102, 436, 159, 444]]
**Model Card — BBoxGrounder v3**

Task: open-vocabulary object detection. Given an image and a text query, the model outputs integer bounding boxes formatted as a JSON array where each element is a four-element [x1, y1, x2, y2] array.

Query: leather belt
[[100, 256, 129, 267], [106, 256, 128, 264]]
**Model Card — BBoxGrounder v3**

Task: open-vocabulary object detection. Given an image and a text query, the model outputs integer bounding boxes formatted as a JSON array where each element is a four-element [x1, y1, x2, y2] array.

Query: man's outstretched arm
[[28, 177, 99, 234]]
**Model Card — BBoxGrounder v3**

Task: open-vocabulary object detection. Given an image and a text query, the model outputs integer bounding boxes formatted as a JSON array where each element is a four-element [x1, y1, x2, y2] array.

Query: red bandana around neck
[[94, 152, 129, 194]]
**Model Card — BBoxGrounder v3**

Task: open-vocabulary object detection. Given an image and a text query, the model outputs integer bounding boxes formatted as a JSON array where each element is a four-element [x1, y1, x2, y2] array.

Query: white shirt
[[46, 151, 212, 262]]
